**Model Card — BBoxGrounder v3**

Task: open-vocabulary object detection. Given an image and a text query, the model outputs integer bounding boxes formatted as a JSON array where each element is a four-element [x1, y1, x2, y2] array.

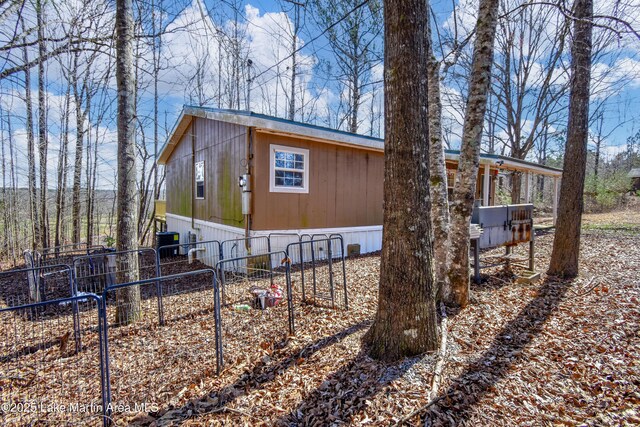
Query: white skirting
[[165, 213, 383, 256], [166, 213, 245, 245]]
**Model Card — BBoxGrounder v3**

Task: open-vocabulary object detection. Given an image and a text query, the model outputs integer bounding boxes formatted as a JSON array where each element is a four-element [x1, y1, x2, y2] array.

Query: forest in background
[[0, 0, 639, 263]]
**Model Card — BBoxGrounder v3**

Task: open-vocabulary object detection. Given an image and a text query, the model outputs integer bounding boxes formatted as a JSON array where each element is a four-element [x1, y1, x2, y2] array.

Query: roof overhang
[[157, 106, 383, 164], [444, 151, 562, 178], [158, 106, 562, 178], [157, 112, 193, 164]]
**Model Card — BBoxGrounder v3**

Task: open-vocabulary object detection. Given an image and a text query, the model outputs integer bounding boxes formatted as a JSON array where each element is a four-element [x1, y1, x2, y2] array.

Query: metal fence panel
[[157, 240, 222, 275], [101, 270, 221, 422], [0, 294, 108, 426], [73, 248, 158, 296], [1, 264, 75, 307], [286, 236, 348, 310], [40, 243, 106, 260], [216, 251, 294, 365], [220, 236, 271, 270]]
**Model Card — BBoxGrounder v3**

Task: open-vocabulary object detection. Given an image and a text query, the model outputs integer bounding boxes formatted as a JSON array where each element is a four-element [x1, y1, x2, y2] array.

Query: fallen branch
[[429, 303, 449, 401], [396, 303, 449, 426], [570, 276, 598, 297]]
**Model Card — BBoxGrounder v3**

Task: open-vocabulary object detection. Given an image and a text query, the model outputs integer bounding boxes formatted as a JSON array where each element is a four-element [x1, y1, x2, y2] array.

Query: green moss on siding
[[218, 148, 241, 226]]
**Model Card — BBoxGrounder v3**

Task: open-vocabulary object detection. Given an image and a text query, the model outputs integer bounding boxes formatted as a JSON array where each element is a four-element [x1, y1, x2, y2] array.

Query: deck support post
[[483, 163, 491, 206], [553, 177, 559, 225]]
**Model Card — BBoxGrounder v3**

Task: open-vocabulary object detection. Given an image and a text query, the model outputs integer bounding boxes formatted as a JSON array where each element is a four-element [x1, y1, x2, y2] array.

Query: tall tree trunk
[[36, 0, 49, 249], [426, 15, 451, 301], [364, 0, 439, 361], [448, 0, 499, 307], [548, 0, 593, 278], [115, 0, 141, 325], [71, 52, 84, 244], [288, 0, 300, 121], [22, 20, 40, 250], [55, 84, 71, 249], [7, 110, 19, 264], [1, 109, 8, 258]]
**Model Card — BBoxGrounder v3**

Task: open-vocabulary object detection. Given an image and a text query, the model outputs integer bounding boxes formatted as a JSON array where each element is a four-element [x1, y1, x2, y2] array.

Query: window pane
[[274, 170, 303, 188], [275, 150, 305, 170]]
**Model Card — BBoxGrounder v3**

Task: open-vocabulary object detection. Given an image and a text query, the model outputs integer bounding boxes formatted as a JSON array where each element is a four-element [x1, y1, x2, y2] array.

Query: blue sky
[[1, 0, 639, 190]]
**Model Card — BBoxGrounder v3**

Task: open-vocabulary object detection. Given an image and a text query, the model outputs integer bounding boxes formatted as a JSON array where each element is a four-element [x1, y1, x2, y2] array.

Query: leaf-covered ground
[[139, 209, 639, 426], [1, 209, 638, 426]]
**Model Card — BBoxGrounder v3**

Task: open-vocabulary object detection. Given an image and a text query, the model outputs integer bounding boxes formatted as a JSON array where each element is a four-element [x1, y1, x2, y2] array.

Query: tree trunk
[[448, 0, 500, 307], [71, 52, 84, 245], [115, 0, 141, 325], [288, 1, 298, 121], [21, 21, 40, 250], [55, 83, 71, 249], [548, 0, 593, 278], [36, 0, 49, 250], [364, 0, 439, 361], [426, 16, 451, 302]]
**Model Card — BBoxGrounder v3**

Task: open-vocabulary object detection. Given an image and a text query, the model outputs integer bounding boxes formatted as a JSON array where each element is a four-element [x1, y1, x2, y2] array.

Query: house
[[157, 106, 563, 253], [628, 168, 640, 192]]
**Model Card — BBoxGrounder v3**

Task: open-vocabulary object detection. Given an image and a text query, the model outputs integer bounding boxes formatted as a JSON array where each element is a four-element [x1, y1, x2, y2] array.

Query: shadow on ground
[[140, 273, 573, 426], [416, 276, 573, 425], [142, 320, 375, 425]]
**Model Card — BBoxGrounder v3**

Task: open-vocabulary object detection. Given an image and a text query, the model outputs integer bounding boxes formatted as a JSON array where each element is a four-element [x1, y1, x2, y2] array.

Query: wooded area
[[1, 0, 639, 424], [0, 0, 638, 261]]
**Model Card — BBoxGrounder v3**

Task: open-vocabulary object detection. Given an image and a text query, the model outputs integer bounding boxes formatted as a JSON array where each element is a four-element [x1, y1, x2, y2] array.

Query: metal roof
[[158, 106, 563, 177], [628, 168, 640, 178]]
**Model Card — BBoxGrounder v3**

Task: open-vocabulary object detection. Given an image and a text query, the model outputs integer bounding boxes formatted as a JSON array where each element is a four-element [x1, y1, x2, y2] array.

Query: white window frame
[[195, 160, 205, 199], [269, 144, 309, 194], [446, 170, 456, 189]]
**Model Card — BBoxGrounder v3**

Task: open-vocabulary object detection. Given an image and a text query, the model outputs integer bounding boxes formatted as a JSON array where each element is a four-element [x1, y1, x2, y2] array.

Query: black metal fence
[[216, 251, 294, 364], [157, 239, 222, 275], [0, 264, 75, 307], [220, 236, 271, 267], [73, 248, 158, 295], [0, 234, 351, 425], [100, 270, 222, 422], [0, 294, 108, 426], [286, 236, 348, 310]]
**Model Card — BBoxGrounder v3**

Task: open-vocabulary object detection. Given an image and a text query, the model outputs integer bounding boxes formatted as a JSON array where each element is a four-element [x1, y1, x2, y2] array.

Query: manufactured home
[[157, 106, 562, 253]]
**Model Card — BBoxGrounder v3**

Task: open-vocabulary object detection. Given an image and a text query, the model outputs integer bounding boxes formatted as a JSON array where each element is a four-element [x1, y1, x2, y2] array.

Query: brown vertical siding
[[251, 132, 384, 230], [165, 118, 246, 227], [165, 122, 194, 219], [165, 115, 503, 232]]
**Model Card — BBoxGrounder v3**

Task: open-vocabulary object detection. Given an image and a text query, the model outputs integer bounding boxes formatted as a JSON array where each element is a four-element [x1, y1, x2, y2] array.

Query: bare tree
[[448, 0, 500, 307], [36, 0, 50, 249], [548, 0, 593, 278], [115, 0, 140, 324], [311, 0, 382, 133], [21, 17, 40, 250], [426, 11, 451, 301], [364, 0, 439, 361], [490, 2, 570, 203]]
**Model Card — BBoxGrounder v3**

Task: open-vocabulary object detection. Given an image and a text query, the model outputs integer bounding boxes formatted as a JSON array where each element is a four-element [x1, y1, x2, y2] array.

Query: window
[[446, 170, 456, 189], [195, 160, 205, 199], [269, 145, 309, 193]]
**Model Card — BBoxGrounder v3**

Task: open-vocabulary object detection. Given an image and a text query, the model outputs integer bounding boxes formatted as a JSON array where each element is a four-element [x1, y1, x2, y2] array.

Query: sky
[[1, 0, 639, 191]]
